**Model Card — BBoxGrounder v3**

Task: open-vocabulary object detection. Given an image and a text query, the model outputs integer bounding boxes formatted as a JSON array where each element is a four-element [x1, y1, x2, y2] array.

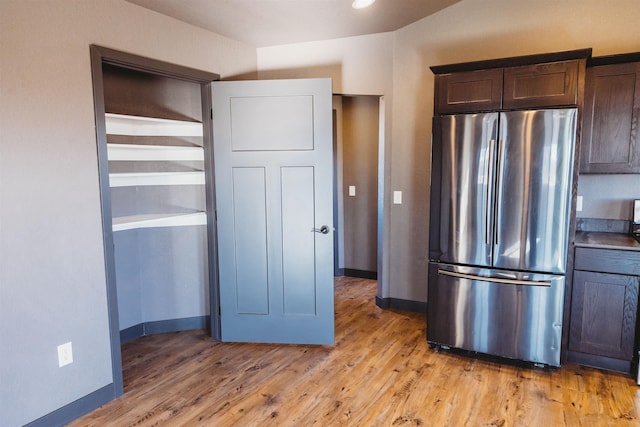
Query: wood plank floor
[[70, 277, 640, 426]]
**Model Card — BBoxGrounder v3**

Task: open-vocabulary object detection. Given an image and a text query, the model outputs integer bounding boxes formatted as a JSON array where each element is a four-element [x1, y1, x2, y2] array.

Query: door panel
[[434, 69, 503, 113], [493, 109, 576, 274], [281, 166, 317, 315], [213, 79, 334, 344], [503, 60, 579, 109], [438, 113, 498, 266], [230, 95, 314, 151], [569, 270, 639, 360], [231, 167, 269, 314], [580, 62, 640, 173]]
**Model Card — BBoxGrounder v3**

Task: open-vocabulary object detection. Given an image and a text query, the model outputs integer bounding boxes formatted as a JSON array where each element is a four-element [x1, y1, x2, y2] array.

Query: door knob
[[311, 225, 330, 234]]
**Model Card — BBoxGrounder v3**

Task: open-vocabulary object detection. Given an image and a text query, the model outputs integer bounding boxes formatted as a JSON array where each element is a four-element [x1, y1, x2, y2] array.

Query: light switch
[[393, 191, 402, 204], [576, 195, 583, 212], [348, 186, 356, 196]]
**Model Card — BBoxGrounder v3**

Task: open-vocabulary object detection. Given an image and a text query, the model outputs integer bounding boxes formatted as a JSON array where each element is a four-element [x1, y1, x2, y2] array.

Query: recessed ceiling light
[[352, 0, 376, 9]]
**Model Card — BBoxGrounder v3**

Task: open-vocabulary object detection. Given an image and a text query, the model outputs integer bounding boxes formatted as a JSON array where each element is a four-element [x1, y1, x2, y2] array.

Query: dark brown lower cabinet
[[569, 248, 640, 373]]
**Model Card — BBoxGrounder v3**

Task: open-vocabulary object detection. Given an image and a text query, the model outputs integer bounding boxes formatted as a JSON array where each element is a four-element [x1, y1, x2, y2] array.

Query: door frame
[[89, 45, 220, 396]]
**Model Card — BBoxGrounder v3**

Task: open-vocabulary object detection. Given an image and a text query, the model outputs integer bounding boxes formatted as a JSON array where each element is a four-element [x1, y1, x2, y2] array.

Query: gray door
[[212, 79, 334, 344], [439, 113, 498, 267], [493, 109, 577, 274]]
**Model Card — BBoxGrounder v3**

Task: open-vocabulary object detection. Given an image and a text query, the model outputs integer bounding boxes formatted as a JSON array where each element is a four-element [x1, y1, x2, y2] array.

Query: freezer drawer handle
[[438, 269, 551, 287]]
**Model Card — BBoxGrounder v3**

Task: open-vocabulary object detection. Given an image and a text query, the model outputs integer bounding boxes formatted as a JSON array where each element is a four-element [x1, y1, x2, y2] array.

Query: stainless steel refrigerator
[[427, 108, 577, 367]]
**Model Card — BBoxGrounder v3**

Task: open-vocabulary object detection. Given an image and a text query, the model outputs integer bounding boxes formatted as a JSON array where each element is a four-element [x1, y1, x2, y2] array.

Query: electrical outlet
[[576, 195, 583, 212], [348, 185, 356, 197], [57, 342, 73, 367]]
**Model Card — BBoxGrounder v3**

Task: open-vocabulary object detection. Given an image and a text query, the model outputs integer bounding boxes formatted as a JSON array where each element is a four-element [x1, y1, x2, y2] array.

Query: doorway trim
[[89, 45, 220, 396], [332, 94, 385, 283]]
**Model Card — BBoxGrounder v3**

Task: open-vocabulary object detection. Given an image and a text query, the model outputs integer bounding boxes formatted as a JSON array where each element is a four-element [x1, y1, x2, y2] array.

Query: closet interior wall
[[102, 64, 209, 340]]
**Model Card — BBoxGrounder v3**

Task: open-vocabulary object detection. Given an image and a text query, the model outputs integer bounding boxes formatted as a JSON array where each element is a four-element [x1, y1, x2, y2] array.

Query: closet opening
[[90, 45, 219, 396]]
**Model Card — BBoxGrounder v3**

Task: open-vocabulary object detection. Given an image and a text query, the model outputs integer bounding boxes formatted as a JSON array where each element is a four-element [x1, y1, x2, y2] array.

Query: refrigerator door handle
[[438, 269, 551, 287], [485, 139, 495, 245], [494, 138, 506, 244]]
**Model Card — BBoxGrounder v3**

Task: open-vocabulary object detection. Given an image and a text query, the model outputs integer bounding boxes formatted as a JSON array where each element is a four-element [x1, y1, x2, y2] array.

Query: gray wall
[[136, 226, 209, 323], [0, 1, 256, 425], [114, 227, 209, 330], [577, 174, 640, 220], [341, 96, 379, 272], [114, 231, 143, 330]]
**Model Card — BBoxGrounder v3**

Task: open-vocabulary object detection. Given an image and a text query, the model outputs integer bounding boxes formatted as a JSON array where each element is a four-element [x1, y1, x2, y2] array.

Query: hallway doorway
[[333, 94, 383, 280]]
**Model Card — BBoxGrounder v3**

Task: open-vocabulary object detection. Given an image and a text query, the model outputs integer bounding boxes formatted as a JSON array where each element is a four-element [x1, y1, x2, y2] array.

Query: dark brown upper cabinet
[[503, 60, 579, 109], [580, 61, 640, 174], [434, 68, 503, 114], [430, 49, 590, 115]]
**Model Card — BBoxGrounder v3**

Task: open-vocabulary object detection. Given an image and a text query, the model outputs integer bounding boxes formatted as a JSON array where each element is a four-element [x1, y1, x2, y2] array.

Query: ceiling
[[127, 0, 461, 47]]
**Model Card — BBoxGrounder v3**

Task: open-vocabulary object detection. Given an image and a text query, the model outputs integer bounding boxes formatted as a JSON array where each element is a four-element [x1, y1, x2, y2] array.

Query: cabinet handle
[[438, 269, 551, 287]]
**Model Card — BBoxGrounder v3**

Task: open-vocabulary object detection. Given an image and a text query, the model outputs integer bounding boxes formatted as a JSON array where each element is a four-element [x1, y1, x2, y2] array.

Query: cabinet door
[[569, 270, 639, 360], [580, 62, 640, 174], [503, 60, 579, 109], [434, 68, 503, 114]]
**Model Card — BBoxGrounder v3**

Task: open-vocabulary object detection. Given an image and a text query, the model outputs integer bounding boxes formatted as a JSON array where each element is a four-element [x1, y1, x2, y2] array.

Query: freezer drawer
[[427, 262, 565, 366]]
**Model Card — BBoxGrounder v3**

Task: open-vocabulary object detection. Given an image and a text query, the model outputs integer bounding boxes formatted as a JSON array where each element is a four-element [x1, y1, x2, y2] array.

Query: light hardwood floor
[[70, 277, 640, 426]]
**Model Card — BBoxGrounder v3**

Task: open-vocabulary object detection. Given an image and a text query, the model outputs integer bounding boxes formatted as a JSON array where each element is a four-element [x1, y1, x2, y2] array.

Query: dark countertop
[[575, 231, 640, 252]]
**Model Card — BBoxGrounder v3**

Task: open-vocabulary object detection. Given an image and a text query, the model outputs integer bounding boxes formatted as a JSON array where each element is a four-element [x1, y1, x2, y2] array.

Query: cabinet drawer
[[574, 247, 640, 275], [503, 60, 579, 109], [434, 68, 503, 113]]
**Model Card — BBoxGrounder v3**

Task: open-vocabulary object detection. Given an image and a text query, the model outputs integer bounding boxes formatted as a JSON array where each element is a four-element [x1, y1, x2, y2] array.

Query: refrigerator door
[[437, 113, 499, 266], [493, 109, 577, 274], [427, 262, 565, 366]]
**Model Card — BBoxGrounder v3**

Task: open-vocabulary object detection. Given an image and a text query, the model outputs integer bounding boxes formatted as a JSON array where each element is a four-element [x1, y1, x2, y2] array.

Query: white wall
[[0, 1, 256, 425], [257, 0, 640, 303]]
